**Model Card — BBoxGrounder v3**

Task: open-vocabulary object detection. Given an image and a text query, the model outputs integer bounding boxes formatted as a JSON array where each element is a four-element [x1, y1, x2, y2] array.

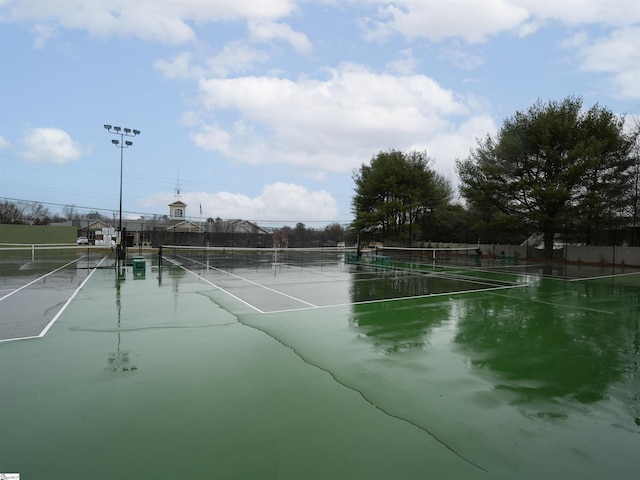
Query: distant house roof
[[229, 219, 270, 234], [164, 220, 204, 232], [77, 220, 114, 230], [61, 215, 270, 235]]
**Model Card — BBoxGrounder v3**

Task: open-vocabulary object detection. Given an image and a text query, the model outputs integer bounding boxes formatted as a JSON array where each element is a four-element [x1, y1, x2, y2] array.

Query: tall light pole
[[104, 125, 140, 263]]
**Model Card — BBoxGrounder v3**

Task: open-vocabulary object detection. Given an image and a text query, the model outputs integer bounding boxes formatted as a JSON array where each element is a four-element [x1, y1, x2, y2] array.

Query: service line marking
[[0, 256, 107, 343], [264, 282, 530, 315], [163, 256, 265, 314], [176, 255, 318, 309], [167, 256, 530, 316], [0, 256, 86, 302]]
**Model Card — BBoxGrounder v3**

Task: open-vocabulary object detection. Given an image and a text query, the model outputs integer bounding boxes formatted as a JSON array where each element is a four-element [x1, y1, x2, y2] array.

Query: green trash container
[[132, 257, 146, 278]]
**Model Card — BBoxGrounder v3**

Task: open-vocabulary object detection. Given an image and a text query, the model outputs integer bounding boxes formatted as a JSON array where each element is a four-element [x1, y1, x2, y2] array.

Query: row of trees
[[352, 97, 640, 256], [0, 200, 123, 225], [0, 200, 60, 225], [272, 222, 354, 248]]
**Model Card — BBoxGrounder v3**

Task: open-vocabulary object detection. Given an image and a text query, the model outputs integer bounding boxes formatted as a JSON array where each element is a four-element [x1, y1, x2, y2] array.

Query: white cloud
[[6, 0, 638, 49], [189, 63, 494, 181], [19, 127, 86, 164], [428, 114, 498, 182], [154, 40, 285, 81], [138, 182, 338, 222], [204, 42, 272, 78], [2, 0, 299, 46], [248, 20, 313, 54], [385, 48, 418, 74], [360, 1, 639, 97], [571, 26, 640, 99], [518, 0, 640, 27], [364, 0, 530, 43], [0, 136, 9, 149], [440, 42, 484, 70], [154, 52, 203, 80], [361, 0, 639, 43]]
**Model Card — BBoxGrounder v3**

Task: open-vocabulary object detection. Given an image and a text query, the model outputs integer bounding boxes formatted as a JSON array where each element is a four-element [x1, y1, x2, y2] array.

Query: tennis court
[[0, 246, 638, 479]]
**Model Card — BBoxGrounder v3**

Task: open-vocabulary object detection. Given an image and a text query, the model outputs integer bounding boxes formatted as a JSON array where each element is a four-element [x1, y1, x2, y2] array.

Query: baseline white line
[[0, 255, 86, 302], [177, 255, 318, 308], [0, 256, 107, 343], [163, 256, 265, 313]]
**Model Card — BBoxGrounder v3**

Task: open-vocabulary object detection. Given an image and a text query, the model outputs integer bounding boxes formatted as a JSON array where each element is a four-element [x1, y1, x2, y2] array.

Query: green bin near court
[[132, 256, 146, 278]]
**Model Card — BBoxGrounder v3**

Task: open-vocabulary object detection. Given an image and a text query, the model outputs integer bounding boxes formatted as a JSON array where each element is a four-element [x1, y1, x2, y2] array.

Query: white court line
[[374, 263, 527, 283], [0, 256, 107, 343], [429, 271, 519, 288], [176, 255, 318, 309], [167, 255, 529, 315], [487, 291, 614, 315], [568, 270, 640, 282], [171, 257, 529, 315], [479, 263, 548, 271], [276, 262, 348, 278], [163, 256, 265, 313], [264, 282, 531, 315], [0, 255, 86, 302]]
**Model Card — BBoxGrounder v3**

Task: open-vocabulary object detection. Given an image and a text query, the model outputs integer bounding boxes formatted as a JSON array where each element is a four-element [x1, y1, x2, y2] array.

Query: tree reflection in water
[[454, 279, 638, 408], [350, 298, 452, 354], [350, 269, 639, 425]]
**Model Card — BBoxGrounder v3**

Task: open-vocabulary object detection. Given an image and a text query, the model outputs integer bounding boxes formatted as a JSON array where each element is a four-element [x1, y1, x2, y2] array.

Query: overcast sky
[[1, 0, 638, 227]]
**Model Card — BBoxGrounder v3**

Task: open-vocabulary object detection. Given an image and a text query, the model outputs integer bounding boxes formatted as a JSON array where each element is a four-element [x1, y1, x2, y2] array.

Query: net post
[[158, 245, 163, 267]]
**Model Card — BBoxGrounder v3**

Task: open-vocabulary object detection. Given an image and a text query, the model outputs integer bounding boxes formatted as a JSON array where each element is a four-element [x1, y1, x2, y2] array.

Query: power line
[[0, 197, 354, 225], [0, 196, 156, 218]]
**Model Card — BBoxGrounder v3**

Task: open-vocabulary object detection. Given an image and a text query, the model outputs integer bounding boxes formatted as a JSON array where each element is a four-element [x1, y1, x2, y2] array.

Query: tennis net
[[0, 244, 102, 275], [352, 246, 481, 268], [160, 245, 354, 271], [354, 246, 525, 287]]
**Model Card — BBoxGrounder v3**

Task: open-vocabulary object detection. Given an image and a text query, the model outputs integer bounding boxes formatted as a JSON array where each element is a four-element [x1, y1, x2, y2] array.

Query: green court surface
[[0, 250, 638, 479]]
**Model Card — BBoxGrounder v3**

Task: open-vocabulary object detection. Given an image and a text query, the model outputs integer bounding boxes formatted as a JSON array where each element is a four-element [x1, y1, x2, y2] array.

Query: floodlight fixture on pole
[[104, 124, 141, 265]]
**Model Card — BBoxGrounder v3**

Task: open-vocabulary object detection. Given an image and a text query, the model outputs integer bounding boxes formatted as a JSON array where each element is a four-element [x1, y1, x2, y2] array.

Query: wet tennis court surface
[[1, 249, 639, 479], [0, 253, 106, 341]]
